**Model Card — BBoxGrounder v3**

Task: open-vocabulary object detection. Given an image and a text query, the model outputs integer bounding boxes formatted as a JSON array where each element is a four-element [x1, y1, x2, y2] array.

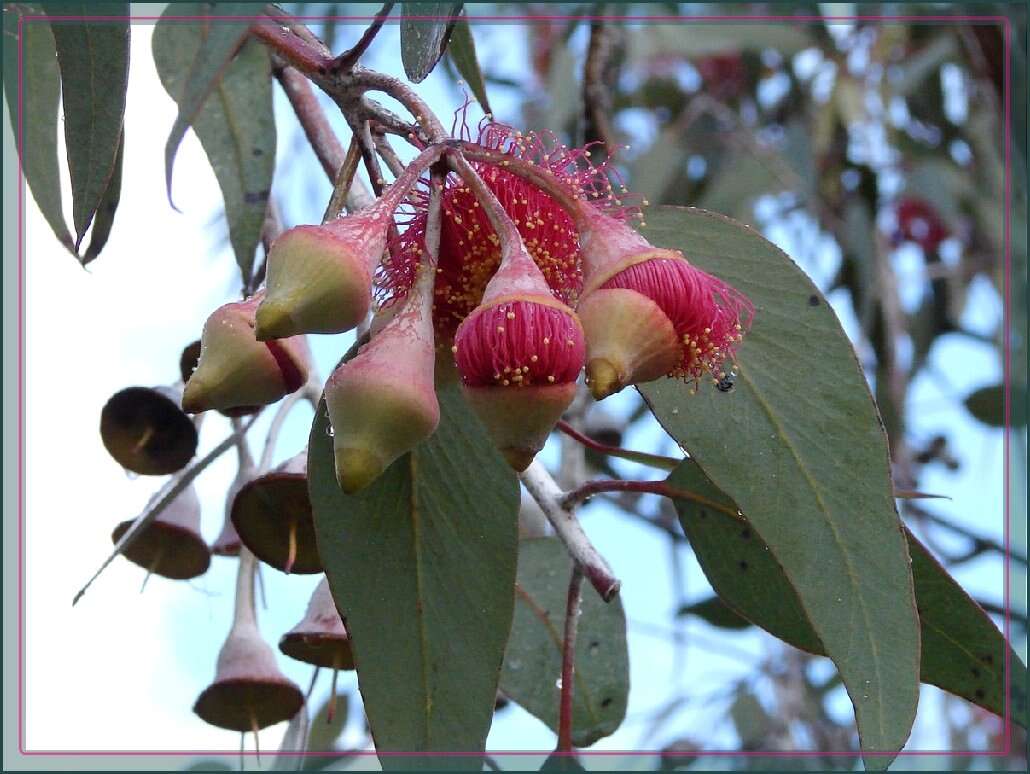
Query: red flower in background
[[896, 197, 949, 253], [696, 53, 748, 101], [378, 120, 637, 340]]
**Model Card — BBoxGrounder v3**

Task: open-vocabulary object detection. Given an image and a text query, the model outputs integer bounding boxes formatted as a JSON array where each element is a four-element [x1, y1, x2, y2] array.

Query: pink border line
[[14, 10, 1013, 762]]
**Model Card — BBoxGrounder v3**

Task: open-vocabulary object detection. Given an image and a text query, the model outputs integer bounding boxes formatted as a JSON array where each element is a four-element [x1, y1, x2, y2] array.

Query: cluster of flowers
[[182, 123, 754, 494]]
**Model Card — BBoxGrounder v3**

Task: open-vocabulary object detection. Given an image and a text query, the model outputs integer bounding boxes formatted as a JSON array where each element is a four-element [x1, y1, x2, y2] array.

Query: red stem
[[252, 18, 333, 77], [557, 567, 584, 753], [332, 2, 395, 70], [275, 66, 346, 180], [562, 478, 738, 517]]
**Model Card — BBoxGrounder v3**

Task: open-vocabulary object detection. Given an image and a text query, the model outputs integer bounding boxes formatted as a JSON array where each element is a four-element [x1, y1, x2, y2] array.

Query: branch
[[73, 413, 261, 605], [331, 2, 395, 71], [275, 65, 346, 179], [561, 478, 739, 518], [274, 64, 374, 213], [556, 419, 680, 472], [582, 19, 615, 156], [519, 461, 621, 602], [557, 567, 584, 753]]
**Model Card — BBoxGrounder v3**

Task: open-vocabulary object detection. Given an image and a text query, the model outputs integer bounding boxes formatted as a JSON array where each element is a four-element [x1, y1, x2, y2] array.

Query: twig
[[519, 461, 620, 602], [258, 388, 308, 472], [275, 65, 346, 179], [73, 413, 261, 605], [557, 567, 584, 753], [556, 420, 680, 472], [331, 2, 395, 71], [904, 501, 1028, 567], [349, 67, 449, 141], [322, 138, 367, 222], [561, 478, 738, 518], [262, 3, 331, 57], [373, 130, 407, 179], [582, 19, 615, 155]]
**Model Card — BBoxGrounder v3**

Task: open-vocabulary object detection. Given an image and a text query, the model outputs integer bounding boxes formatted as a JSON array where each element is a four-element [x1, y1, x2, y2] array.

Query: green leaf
[[668, 459, 1029, 729], [400, 2, 463, 83], [3, 5, 74, 252], [500, 538, 629, 747], [669, 461, 823, 654], [446, 15, 491, 114], [964, 384, 1027, 429], [81, 129, 123, 264], [153, 4, 275, 285], [47, 3, 129, 249], [678, 595, 753, 631], [308, 380, 519, 769], [638, 206, 920, 766]]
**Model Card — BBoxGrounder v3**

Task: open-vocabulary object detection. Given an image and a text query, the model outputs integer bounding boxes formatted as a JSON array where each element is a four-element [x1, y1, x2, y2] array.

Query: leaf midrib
[[734, 357, 889, 744]]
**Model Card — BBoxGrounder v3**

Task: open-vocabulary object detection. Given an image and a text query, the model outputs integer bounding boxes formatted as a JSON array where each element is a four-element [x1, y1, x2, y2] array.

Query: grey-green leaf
[[307, 380, 519, 769], [500, 538, 628, 747], [400, 2, 462, 83], [81, 129, 123, 264], [447, 16, 491, 114], [153, 4, 275, 285], [3, 5, 73, 252], [678, 595, 753, 631], [47, 3, 129, 248], [638, 206, 920, 767], [964, 384, 1027, 428], [668, 459, 1027, 730]]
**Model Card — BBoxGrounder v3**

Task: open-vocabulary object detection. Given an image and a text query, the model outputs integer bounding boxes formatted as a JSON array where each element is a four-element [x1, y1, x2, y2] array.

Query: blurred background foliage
[[268, 1, 1029, 765]]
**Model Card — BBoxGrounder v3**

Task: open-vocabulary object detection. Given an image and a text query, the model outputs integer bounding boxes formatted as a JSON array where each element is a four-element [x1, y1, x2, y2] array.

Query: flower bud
[[453, 246, 585, 470], [256, 145, 445, 340], [324, 268, 440, 494], [254, 218, 381, 340], [182, 293, 311, 415], [576, 207, 753, 399]]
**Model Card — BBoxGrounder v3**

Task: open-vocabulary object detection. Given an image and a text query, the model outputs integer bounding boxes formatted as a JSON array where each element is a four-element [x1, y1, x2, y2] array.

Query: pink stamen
[[454, 300, 585, 388], [602, 258, 754, 381]]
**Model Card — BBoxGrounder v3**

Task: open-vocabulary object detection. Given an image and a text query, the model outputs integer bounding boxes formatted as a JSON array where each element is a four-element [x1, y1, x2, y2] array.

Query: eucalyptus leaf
[[81, 129, 123, 264], [447, 15, 491, 114], [638, 205, 920, 767], [400, 3, 463, 83], [308, 380, 519, 769], [3, 5, 74, 252], [500, 538, 629, 747], [964, 384, 1027, 428], [47, 3, 129, 248], [668, 459, 1028, 729], [153, 4, 275, 285]]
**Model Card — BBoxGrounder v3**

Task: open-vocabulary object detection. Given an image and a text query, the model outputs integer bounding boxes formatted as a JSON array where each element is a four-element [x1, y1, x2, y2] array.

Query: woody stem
[[557, 566, 584, 753], [555, 420, 680, 472], [519, 461, 621, 602], [561, 478, 739, 517]]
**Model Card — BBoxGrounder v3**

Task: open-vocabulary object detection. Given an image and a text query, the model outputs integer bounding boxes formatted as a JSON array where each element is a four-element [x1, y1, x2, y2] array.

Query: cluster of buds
[[174, 121, 753, 495]]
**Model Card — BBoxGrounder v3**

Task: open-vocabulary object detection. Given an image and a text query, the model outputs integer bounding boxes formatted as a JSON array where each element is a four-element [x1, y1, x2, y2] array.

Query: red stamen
[[454, 300, 585, 388], [602, 258, 754, 381], [379, 121, 638, 338]]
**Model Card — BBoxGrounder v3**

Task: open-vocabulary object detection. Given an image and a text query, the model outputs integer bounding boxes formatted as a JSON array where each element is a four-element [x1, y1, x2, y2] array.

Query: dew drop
[[555, 677, 563, 690], [325, 425, 335, 438], [588, 642, 600, 656], [124, 469, 138, 481], [509, 659, 522, 671], [671, 408, 679, 416]]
